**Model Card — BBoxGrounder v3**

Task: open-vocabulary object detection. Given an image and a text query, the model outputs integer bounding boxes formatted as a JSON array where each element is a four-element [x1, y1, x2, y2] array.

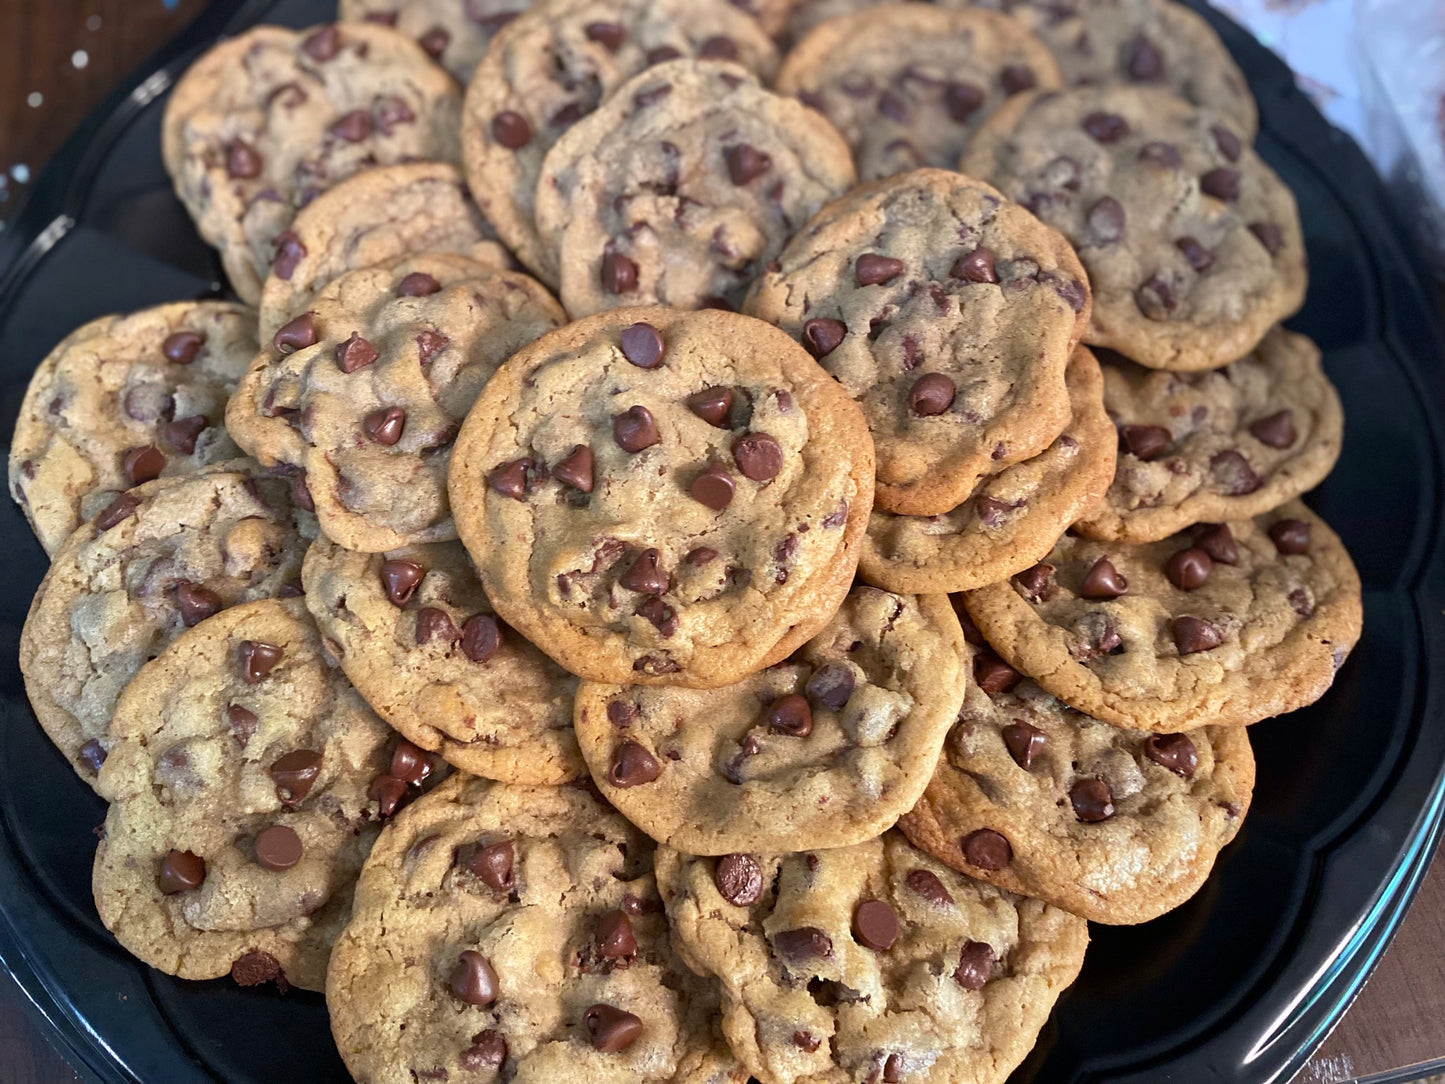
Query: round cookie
[[256, 161, 512, 343], [338, 0, 533, 82], [961, 85, 1305, 372], [776, 5, 1062, 182], [574, 586, 966, 854], [1075, 328, 1344, 543], [19, 461, 314, 786], [963, 500, 1363, 732], [327, 774, 745, 1084], [861, 347, 1117, 595], [536, 59, 856, 318], [162, 23, 461, 304], [656, 832, 1090, 1084], [449, 306, 875, 688], [462, 0, 779, 282], [745, 168, 1088, 516], [303, 537, 583, 784], [9, 301, 253, 555], [900, 643, 1255, 925], [92, 598, 440, 992], [228, 252, 564, 552]]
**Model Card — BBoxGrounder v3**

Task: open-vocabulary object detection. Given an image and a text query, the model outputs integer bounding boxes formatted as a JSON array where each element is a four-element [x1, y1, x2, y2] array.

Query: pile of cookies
[[8, 0, 1364, 1080]]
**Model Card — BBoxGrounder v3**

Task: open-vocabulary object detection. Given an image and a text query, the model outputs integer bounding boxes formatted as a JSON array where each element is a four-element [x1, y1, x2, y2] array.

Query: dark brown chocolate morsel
[[714, 853, 764, 906]]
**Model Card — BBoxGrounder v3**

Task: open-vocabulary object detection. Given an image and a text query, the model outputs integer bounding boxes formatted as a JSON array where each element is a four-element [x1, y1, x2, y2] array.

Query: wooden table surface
[[1, 3, 1443, 1083]]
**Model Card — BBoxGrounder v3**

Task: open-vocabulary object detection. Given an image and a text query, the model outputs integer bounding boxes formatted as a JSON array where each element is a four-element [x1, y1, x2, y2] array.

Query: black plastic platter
[[1, 1, 1443, 1081]]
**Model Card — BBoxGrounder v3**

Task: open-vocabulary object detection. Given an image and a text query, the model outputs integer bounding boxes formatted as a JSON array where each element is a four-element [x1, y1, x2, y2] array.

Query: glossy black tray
[[1, 1, 1443, 1081]]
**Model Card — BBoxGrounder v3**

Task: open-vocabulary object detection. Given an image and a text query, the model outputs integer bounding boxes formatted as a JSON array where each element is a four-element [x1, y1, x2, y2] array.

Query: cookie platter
[[0, 0, 1442, 1082]]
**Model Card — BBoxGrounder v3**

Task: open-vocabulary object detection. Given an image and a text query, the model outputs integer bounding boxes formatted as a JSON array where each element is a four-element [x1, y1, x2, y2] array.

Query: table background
[[0, 2, 1442, 1082]]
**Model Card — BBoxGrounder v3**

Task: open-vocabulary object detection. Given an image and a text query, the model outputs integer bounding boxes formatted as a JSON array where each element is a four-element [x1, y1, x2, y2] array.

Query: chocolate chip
[[585, 20, 625, 50], [391, 740, 433, 785], [271, 230, 306, 281], [157, 849, 205, 894], [953, 941, 995, 990], [464, 840, 514, 890], [1249, 409, 1296, 448], [254, 825, 303, 871], [619, 322, 665, 368], [335, 332, 378, 373], [773, 927, 832, 962], [686, 386, 734, 426], [1212, 125, 1242, 162], [486, 457, 536, 499], [369, 774, 410, 816], [1001, 722, 1045, 770], [553, 445, 595, 493], [1120, 423, 1170, 460], [1165, 547, 1214, 590], [1250, 222, 1284, 255], [1172, 616, 1223, 655], [908, 373, 955, 416], [905, 868, 953, 907], [1144, 733, 1198, 778], [726, 143, 771, 185], [802, 317, 847, 358], [806, 662, 855, 711], [119, 445, 165, 486], [853, 900, 898, 951], [793, 1030, 821, 1052], [619, 548, 668, 594], [397, 271, 441, 297], [1138, 141, 1182, 169], [272, 312, 317, 354], [449, 951, 499, 1006], [1124, 34, 1164, 80], [584, 1004, 643, 1053], [374, 96, 415, 135], [690, 463, 735, 510], [699, 33, 738, 59], [226, 139, 262, 179], [974, 651, 1022, 695], [162, 416, 207, 455], [596, 910, 636, 958], [1176, 236, 1215, 272], [364, 406, 405, 446], [1070, 778, 1115, 822], [380, 559, 424, 605], [877, 89, 910, 123], [765, 693, 812, 737], [613, 405, 659, 453], [301, 24, 340, 60], [714, 853, 764, 905], [1210, 450, 1262, 494], [999, 64, 1036, 94], [459, 1031, 507, 1071], [1080, 557, 1128, 600], [175, 582, 223, 626], [1269, 518, 1311, 555], [270, 749, 321, 803], [1194, 524, 1238, 565], [1089, 197, 1126, 244], [416, 607, 461, 646], [601, 250, 639, 294], [961, 828, 1011, 870], [606, 700, 636, 725], [418, 25, 450, 58], [1013, 563, 1056, 603], [944, 81, 985, 122], [1083, 111, 1130, 142], [240, 640, 283, 683], [856, 253, 905, 287], [491, 110, 532, 148], [78, 740, 107, 773], [609, 741, 661, 787], [636, 597, 678, 637], [1200, 168, 1240, 201], [330, 108, 371, 142], [1136, 274, 1178, 318], [946, 249, 998, 290], [733, 432, 783, 481]]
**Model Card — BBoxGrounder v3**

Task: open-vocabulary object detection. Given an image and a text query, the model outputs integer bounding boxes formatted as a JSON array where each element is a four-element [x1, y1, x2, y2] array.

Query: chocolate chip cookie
[[574, 586, 966, 854], [328, 774, 744, 1084], [535, 59, 856, 317], [961, 85, 1305, 372], [963, 500, 1363, 732], [1075, 328, 1344, 543], [339, 0, 532, 82], [656, 832, 1090, 1084], [745, 168, 1089, 516], [10, 301, 253, 555], [162, 23, 462, 304], [92, 598, 435, 991], [257, 161, 512, 343], [449, 306, 875, 687], [228, 252, 564, 552], [303, 537, 583, 784], [900, 642, 1255, 925], [860, 346, 1117, 595], [462, 0, 779, 282], [776, 5, 1061, 182], [19, 461, 314, 786]]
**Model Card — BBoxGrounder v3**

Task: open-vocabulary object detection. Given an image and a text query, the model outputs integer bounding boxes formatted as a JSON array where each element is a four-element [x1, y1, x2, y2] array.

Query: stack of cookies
[[8, 0, 1364, 1081]]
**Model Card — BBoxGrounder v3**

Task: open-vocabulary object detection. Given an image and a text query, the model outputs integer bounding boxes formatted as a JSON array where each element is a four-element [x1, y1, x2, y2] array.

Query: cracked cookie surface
[[860, 347, 1116, 594], [10, 302, 254, 555], [449, 306, 875, 688], [303, 537, 583, 783], [536, 59, 855, 318], [656, 832, 1089, 1084], [20, 461, 314, 786], [961, 85, 1304, 372], [229, 251, 564, 552], [327, 774, 744, 1084], [339, 0, 533, 82], [462, 0, 779, 281], [162, 23, 461, 304], [574, 586, 965, 854], [745, 168, 1087, 516], [963, 500, 1362, 732]]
